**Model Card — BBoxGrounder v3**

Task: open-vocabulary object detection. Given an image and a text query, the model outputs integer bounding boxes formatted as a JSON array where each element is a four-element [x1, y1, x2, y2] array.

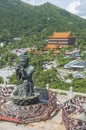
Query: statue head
[[19, 51, 29, 67]]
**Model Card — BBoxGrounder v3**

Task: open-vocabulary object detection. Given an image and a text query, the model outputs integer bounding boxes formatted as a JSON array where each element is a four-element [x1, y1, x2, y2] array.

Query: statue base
[[11, 93, 39, 106], [0, 87, 57, 124]]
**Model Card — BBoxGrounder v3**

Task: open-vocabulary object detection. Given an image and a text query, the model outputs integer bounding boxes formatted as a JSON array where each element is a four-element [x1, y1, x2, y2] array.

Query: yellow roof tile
[[49, 32, 72, 39], [45, 44, 58, 50]]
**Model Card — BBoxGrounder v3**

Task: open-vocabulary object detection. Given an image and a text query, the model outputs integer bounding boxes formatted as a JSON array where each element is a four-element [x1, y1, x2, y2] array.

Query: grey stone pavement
[[0, 67, 15, 83], [0, 109, 65, 130], [51, 88, 86, 104]]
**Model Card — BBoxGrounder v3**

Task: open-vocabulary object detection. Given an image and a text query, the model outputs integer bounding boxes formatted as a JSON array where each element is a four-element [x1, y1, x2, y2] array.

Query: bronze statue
[[16, 52, 34, 94], [11, 51, 38, 105]]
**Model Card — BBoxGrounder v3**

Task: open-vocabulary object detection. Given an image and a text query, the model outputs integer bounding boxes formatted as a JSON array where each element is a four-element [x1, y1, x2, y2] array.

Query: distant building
[[65, 48, 80, 58], [72, 72, 85, 79], [45, 32, 75, 51], [64, 60, 86, 70], [13, 37, 21, 41], [42, 61, 57, 70], [44, 44, 59, 55]]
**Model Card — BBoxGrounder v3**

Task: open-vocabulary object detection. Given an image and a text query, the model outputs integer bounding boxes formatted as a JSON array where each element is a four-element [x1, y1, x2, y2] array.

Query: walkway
[[0, 109, 65, 130]]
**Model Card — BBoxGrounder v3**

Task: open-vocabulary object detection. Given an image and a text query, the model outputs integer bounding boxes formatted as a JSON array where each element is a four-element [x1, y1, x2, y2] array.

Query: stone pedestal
[[11, 92, 39, 105]]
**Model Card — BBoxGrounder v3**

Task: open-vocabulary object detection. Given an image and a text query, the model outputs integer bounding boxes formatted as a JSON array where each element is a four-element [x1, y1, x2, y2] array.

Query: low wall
[[62, 96, 86, 130], [0, 87, 57, 123]]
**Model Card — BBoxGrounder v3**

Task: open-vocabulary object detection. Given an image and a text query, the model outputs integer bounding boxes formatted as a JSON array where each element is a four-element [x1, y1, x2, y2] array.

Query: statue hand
[[16, 65, 21, 70], [20, 66, 24, 71]]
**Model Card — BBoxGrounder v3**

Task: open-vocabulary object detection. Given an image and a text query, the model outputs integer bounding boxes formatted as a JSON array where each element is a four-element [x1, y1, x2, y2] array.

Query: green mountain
[[0, 0, 86, 42]]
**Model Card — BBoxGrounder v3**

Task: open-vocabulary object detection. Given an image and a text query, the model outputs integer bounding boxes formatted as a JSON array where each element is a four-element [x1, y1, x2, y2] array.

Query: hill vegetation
[[0, 0, 86, 93], [0, 0, 86, 47]]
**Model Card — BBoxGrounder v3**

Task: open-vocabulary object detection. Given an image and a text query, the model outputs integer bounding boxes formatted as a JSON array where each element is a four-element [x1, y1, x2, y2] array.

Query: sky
[[21, 0, 86, 19]]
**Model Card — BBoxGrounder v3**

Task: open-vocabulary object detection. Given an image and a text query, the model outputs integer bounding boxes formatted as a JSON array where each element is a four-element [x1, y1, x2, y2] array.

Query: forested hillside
[[0, 0, 86, 44], [0, 0, 86, 92]]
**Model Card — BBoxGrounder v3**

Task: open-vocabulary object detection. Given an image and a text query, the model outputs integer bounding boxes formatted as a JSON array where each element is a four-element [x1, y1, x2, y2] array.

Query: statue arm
[[20, 67, 26, 78], [20, 66, 34, 78], [16, 65, 22, 80], [27, 66, 34, 77]]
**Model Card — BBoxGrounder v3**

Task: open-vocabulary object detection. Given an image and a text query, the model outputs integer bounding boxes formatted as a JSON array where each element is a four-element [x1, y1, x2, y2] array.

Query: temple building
[[45, 32, 75, 51]]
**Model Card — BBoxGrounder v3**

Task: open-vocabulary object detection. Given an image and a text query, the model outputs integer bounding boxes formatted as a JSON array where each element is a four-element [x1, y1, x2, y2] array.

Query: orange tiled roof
[[45, 44, 58, 50], [49, 32, 72, 39], [53, 50, 59, 54]]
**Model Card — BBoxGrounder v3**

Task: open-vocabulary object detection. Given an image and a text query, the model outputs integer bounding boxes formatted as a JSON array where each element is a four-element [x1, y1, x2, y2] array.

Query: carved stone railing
[[62, 96, 86, 130], [0, 87, 57, 124]]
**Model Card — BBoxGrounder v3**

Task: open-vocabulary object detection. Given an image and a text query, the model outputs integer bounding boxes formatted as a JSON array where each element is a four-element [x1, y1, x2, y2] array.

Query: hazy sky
[[21, 0, 86, 19]]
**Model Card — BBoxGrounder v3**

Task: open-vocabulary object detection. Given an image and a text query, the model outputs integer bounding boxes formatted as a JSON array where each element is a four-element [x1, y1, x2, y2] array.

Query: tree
[[0, 76, 4, 84], [72, 79, 86, 93]]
